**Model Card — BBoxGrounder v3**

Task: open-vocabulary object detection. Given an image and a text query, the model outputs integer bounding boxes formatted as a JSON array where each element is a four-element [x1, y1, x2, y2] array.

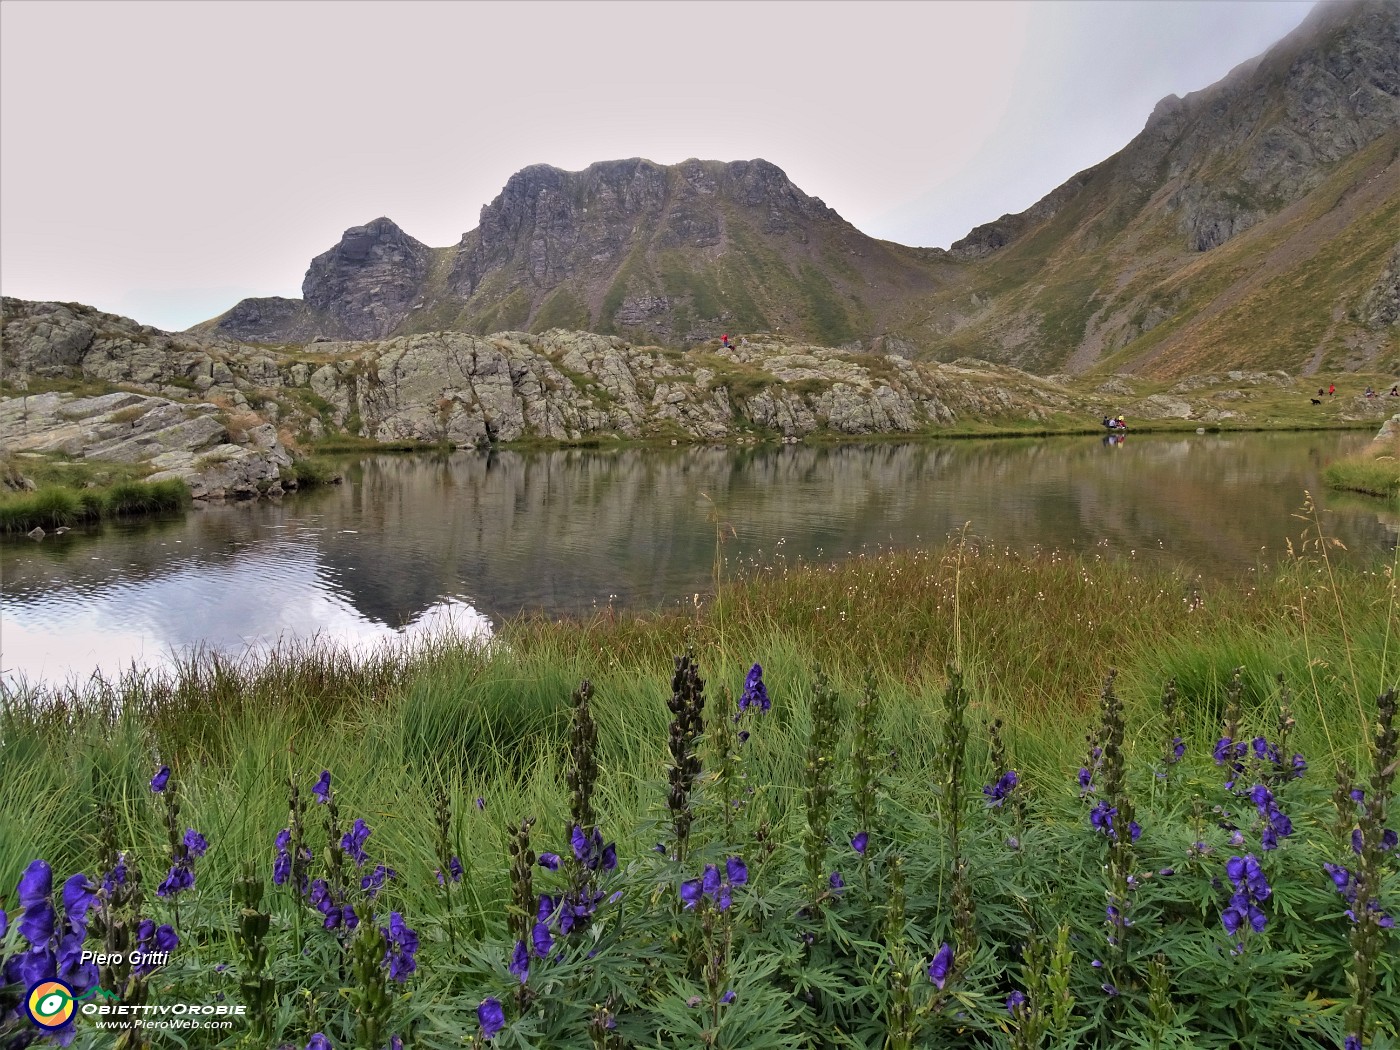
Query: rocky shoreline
[[3, 297, 1395, 502]]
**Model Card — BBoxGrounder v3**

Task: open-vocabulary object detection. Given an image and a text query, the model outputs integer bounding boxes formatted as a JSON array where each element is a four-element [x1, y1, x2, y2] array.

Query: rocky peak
[[449, 158, 841, 296], [302, 217, 432, 339]]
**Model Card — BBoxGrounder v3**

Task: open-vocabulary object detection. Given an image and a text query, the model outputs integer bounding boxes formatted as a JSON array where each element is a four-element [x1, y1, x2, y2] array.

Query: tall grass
[[1324, 429, 1400, 499], [0, 536, 1394, 1047], [0, 477, 188, 533]]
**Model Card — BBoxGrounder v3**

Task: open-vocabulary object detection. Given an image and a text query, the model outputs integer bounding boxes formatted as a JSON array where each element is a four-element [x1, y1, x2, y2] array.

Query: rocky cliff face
[[303, 217, 432, 338], [198, 158, 945, 350], [206, 218, 434, 343]]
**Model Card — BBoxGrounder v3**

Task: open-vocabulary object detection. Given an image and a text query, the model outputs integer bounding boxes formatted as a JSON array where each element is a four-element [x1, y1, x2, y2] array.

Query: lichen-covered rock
[[0, 389, 294, 501]]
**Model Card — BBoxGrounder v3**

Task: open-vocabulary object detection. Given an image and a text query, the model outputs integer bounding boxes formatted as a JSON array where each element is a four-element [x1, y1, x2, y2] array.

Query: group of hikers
[[1101, 415, 1128, 430], [1311, 383, 1398, 403]]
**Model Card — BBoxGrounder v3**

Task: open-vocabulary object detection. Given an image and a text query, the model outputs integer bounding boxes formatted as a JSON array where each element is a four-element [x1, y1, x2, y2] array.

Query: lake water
[[2, 431, 1395, 685]]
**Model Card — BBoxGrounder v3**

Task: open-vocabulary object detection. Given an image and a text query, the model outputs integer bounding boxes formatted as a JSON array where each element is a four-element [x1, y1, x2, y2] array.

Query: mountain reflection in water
[[2, 432, 1393, 685]]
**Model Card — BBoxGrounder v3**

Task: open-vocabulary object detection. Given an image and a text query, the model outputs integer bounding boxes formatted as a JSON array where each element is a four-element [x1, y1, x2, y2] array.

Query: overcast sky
[[1, 0, 1317, 332]]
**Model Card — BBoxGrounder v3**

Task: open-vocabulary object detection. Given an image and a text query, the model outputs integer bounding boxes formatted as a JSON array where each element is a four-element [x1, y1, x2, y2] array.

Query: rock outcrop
[[203, 218, 434, 343], [10, 298, 1393, 461], [0, 390, 294, 499]]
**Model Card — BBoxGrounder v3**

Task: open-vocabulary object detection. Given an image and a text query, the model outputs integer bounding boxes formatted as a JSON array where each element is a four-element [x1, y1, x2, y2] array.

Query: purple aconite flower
[[102, 852, 129, 895], [538, 852, 561, 871], [569, 826, 617, 872], [273, 829, 292, 884], [17, 859, 55, 945], [151, 765, 171, 793], [1324, 863, 1352, 893], [532, 921, 553, 958], [1222, 854, 1270, 935], [829, 871, 844, 890], [726, 856, 749, 886], [701, 865, 721, 896], [478, 997, 505, 1039], [1089, 802, 1118, 837], [738, 663, 770, 713], [475, 796, 486, 810], [341, 819, 372, 867], [311, 770, 331, 803], [1345, 1037, 1361, 1050], [133, 921, 179, 975], [381, 912, 418, 982], [680, 879, 703, 909], [851, 832, 869, 855], [361, 864, 396, 899], [1006, 990, 1027, 1015], [508, 939, 529, 983], [436, 855, 464, 886], [310, 880, 358, 932], [61, 874, 95, 933], [0, 909, 7, 939], [306, 1034, 332, 1050], [927, 943, 954, 990], [183, 829, 208, 858], [157, 862, 194, 898], [983, 769, 1019, 806], [721, 990, 737, 1004]]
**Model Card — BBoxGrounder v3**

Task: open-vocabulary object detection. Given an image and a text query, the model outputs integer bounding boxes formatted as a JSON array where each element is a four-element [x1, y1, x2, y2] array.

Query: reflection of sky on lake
[[3, 431, 1395, 686], [1, 522, 491, 687]]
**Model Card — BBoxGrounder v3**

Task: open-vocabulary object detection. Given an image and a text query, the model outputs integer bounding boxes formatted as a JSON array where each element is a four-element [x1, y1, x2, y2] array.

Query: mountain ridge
[[189, 0, 1399, 377]]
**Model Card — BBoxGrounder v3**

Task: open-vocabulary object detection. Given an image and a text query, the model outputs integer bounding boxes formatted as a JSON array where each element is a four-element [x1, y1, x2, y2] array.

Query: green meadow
[[0, 521, 1396, 1048]]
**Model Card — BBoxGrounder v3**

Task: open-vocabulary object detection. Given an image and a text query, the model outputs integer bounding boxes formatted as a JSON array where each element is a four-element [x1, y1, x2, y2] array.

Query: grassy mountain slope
[[888, 0, 1400, 378]]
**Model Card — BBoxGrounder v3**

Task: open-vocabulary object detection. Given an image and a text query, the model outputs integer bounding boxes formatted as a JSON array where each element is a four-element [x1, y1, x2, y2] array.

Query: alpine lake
[[2, 429, 1395, 686]]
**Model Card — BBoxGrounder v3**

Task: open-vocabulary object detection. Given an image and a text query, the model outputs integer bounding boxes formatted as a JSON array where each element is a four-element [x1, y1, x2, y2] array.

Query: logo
[[25, 981, 76, 1030], [23, 981, 120, 1031]]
